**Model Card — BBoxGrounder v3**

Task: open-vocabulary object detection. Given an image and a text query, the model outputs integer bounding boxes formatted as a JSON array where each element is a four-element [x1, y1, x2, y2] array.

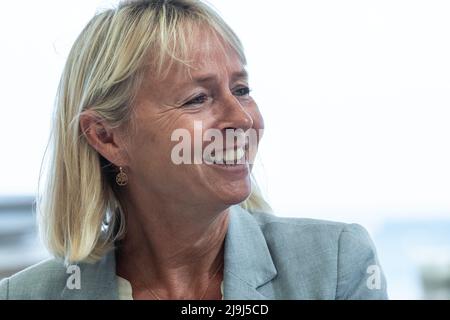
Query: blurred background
[[0, 0, 449, 299]]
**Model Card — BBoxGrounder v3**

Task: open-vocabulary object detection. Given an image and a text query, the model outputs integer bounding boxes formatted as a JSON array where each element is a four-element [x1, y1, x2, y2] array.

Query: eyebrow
[[188, 69, 249, 85]]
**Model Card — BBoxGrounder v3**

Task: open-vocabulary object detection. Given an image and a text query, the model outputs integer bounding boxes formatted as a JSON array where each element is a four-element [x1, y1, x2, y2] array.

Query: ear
[[79, 110, 128, 167]]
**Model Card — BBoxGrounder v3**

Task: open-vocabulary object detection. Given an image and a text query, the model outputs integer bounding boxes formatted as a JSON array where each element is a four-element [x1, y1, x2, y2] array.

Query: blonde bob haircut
[[38, 0, 271, 265]]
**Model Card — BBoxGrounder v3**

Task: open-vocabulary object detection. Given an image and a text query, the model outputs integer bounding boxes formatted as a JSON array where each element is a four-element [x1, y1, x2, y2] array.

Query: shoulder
[[251, 210, 376, 253], [0, 249, 118, 300], [251, 210, 349, 246], [250, 211, 364, 261], [250, 211, 388, 299], [0, 258, 68, 300]]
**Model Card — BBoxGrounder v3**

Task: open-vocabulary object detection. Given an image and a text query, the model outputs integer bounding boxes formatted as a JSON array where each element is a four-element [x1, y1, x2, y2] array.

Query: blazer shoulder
[[1, 258, 68, 299], [249, 211, 388, 299], [336, 223, 388, 299], [251, 210, 349, 244], [250, 210, 382, 263], [0, 277, 8, 300]]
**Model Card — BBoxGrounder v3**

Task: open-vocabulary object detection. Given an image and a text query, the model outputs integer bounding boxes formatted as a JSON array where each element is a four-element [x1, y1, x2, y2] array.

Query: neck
[[115, 188, 229, 299]]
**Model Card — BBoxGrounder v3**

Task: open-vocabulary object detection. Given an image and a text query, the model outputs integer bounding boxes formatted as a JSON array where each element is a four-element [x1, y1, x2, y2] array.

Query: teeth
[[235, 148, 245, 162], [224, 149, 235, 163], [204, 147, 246, 165]]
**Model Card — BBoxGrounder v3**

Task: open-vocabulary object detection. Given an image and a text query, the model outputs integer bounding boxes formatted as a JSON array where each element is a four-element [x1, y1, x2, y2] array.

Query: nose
[[217, 93, 254, 132]]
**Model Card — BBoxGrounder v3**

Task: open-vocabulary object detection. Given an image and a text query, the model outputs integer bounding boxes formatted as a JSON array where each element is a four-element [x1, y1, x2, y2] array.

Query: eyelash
[[183, 87, 252, 107], [234, 87, 251, 97], [184, 94, 208, 106]]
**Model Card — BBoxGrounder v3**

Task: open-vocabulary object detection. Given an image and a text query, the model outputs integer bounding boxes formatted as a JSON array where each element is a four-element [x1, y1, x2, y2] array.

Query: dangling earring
[[115, 166, 128, 186]]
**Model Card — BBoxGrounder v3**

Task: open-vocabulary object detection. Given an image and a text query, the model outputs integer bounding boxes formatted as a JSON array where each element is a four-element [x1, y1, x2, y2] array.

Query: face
[[120, 28, 264, 209]]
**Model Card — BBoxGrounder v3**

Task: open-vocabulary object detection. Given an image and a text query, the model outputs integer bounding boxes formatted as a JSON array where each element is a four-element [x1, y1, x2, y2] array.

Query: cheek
[[126, 124, 174, 171]]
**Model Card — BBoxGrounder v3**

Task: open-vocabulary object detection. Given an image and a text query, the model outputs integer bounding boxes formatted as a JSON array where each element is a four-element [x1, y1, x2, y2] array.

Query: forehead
[[186, 28, 242, 71], [147, 26, 245, 87]]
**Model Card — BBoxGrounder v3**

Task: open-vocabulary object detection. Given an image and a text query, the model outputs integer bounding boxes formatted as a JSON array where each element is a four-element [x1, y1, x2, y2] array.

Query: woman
[[0, 0, 387, 300]]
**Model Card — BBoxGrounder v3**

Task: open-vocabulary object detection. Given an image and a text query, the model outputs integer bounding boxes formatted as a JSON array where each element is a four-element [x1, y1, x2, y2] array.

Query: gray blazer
[[0, 205, 388, 299]]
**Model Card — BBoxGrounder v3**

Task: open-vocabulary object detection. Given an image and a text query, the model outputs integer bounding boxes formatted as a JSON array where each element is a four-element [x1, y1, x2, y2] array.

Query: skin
[[80, 27, 264, 299]]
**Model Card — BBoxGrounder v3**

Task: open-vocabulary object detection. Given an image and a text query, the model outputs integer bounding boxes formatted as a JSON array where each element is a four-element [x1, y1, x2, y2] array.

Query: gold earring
[[115, 166, 128, 186]]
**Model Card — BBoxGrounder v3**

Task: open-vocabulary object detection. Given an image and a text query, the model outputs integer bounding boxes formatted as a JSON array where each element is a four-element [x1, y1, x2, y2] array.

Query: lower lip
[[205, 161, 249, 179]]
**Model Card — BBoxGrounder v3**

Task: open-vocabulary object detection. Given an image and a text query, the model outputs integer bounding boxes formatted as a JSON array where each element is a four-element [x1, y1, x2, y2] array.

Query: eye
[[233, 86, 251, 97], [183, 94, 208, 107]]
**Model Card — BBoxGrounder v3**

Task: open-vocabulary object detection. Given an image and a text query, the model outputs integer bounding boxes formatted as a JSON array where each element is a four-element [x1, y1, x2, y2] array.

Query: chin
[[216, 182, 252, 206]]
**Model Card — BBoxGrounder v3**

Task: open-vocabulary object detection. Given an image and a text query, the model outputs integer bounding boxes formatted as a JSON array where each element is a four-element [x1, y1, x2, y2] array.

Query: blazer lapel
[[223, 205, 278, 300]]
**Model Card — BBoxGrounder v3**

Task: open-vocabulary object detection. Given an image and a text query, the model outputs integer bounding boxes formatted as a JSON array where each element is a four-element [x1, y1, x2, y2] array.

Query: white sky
[[0, 0, 449, 227]]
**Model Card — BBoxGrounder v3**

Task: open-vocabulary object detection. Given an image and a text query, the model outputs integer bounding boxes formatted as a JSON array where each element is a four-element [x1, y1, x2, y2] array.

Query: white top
[[117, 276, 224, 300]]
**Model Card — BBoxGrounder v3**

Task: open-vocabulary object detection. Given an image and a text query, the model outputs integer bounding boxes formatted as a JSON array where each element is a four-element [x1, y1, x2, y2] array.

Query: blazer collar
[[223, 205, 277, 299], [61, 205, 277, 300]]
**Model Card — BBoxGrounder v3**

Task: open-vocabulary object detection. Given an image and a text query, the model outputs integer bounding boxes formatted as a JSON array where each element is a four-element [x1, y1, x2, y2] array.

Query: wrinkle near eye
[[134, 102, 184, 133]]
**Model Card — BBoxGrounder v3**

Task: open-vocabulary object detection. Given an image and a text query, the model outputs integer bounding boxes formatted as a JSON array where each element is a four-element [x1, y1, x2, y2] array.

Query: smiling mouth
[[203, 145, 248, 166]]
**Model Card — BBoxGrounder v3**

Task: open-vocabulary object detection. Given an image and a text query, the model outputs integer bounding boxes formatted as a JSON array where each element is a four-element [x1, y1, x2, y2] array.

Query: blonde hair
[[38, 0, 271, 265]]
